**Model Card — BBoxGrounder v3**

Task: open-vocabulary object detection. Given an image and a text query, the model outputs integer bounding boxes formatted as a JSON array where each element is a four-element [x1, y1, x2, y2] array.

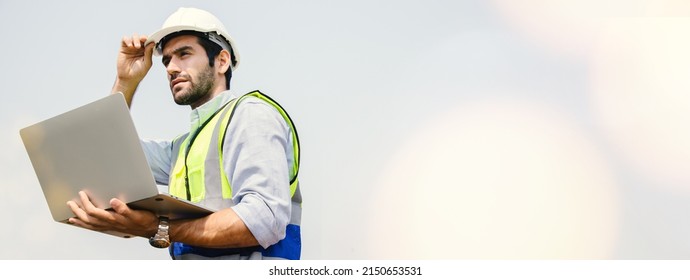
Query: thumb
[[144, 42, 155, 68]]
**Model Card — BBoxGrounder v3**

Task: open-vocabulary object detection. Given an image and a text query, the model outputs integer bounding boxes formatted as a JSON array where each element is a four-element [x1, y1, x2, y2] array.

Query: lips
[[170, 77, 188, 89]]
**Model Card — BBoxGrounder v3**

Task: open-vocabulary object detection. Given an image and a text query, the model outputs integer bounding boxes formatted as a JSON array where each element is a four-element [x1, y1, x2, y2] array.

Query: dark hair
[[159, 30, 233, 89]]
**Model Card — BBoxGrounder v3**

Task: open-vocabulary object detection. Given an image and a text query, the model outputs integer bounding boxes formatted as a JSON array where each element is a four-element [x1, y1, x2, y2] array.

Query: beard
[[172, 66, 215, 106]]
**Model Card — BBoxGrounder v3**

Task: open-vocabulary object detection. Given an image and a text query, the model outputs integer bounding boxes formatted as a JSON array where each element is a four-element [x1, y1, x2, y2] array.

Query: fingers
[[66, 191, 157, 237], [120, 33, 152, 59], [67, 191, 119, 227], [116, 33, 154, 89], [135, 34, 145, 48], [66, 200, 90, 224], [67, 191, 157, 236], [66, 199, 106, 230], [110, 198, 132, 216], [77, 191, 110, 220], [121, 33, 149, 48]]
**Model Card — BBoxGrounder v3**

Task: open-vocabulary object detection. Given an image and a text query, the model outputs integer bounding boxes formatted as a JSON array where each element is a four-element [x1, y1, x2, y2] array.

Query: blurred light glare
[[488, 0, 618, 59], [488, 0, 690, 59], [589, 17, 690, 190], [367, 99, 620, 259]]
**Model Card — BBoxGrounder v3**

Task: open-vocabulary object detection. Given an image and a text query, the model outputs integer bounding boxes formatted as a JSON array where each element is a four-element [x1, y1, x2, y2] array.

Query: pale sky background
[[2, 0, 690, 260]]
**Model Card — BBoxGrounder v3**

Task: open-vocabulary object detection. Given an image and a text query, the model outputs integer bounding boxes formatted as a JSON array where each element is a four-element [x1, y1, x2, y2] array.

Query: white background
[[2, 0, 690, 260]]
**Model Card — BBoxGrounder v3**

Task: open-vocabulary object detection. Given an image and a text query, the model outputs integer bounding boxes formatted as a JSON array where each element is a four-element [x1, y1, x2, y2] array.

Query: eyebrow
[[162, 45, 194, 65]]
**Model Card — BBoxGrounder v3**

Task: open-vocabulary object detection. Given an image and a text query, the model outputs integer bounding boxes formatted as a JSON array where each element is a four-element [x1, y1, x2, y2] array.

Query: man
[[65, 7, 302, 260]]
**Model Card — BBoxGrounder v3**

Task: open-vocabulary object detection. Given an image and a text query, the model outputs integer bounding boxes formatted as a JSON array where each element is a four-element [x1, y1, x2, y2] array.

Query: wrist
[[146, 216, 160, 237], [111, 77, 139, 107], [111, 77, 139, 96], [149, 216, 171, 248]]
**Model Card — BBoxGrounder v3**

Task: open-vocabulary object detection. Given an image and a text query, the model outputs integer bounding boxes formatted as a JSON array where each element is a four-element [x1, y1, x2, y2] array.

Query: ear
[[215, 49, 232, 75]]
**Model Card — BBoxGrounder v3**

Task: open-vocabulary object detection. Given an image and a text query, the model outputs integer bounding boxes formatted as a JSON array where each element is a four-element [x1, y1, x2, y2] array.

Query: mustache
[[169, 73, 192, 81]]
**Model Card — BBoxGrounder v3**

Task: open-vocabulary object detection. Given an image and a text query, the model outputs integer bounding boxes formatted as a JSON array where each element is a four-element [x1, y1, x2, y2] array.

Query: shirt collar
[[189, 90, 236, 133]]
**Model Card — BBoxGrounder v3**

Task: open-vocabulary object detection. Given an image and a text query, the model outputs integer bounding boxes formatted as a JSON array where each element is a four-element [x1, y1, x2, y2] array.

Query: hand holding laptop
[[20, 93, 214, 239], [66, 191, 158, 238]]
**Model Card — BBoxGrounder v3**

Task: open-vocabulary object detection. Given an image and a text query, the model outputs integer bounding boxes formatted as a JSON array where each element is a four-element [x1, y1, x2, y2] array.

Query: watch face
[[150, 238, 171, 248]]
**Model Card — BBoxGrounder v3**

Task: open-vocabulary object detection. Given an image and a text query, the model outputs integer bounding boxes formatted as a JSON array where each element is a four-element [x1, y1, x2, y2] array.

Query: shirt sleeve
[[140, 138, 173, 185], [223, 97, 293, 249]]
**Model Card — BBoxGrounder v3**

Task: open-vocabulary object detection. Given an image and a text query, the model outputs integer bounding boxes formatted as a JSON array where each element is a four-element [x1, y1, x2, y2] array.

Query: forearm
[[169, 208, 259, 248]]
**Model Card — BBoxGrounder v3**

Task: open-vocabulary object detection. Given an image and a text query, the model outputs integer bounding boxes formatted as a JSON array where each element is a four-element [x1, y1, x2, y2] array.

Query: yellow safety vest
[[169, 91, 300, 204]]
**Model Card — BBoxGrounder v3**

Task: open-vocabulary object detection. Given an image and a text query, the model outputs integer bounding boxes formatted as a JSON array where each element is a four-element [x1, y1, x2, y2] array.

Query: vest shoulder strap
[[217, 90, 301, 196], [170, 132, 190, 161]]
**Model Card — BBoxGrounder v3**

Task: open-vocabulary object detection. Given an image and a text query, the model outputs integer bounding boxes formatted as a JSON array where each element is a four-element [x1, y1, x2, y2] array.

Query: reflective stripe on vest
[[169, 91, 300, 205]]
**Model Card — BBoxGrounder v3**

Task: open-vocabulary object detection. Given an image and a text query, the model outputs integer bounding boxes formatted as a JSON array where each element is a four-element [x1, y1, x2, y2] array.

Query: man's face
[[161, 35, 215, 108]]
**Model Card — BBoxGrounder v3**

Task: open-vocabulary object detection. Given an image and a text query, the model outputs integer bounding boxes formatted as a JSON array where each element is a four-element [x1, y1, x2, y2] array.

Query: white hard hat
[[146, 7, 240, 71]]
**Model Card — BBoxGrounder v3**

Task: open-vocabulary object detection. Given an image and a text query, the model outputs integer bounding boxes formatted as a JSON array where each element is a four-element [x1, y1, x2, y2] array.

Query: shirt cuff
[[232, 194, 289, 249]]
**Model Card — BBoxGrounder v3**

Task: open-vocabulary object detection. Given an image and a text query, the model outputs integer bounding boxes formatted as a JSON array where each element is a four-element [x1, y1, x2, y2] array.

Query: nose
[[166, 58, 181, 77]]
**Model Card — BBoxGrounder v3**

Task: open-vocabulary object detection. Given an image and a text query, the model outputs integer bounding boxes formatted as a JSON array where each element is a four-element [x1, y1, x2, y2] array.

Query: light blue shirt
[[140, 90, 295, 249]]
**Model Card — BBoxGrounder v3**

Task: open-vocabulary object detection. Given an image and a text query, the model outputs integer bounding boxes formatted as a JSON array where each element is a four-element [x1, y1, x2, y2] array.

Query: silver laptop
[[20, 93, 214, 238]]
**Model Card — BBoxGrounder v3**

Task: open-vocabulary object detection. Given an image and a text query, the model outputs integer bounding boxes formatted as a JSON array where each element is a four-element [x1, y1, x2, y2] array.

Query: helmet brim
[[146, 25, 240, 71], [146, 25, 210, 55]]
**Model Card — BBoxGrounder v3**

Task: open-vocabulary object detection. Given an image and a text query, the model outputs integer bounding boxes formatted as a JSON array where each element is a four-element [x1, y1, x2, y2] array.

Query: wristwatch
[[149, 216, 171, 248]]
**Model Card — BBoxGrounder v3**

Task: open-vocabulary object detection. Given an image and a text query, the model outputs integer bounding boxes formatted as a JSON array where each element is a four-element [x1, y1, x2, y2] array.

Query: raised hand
[[112, 33, 154, 106]]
